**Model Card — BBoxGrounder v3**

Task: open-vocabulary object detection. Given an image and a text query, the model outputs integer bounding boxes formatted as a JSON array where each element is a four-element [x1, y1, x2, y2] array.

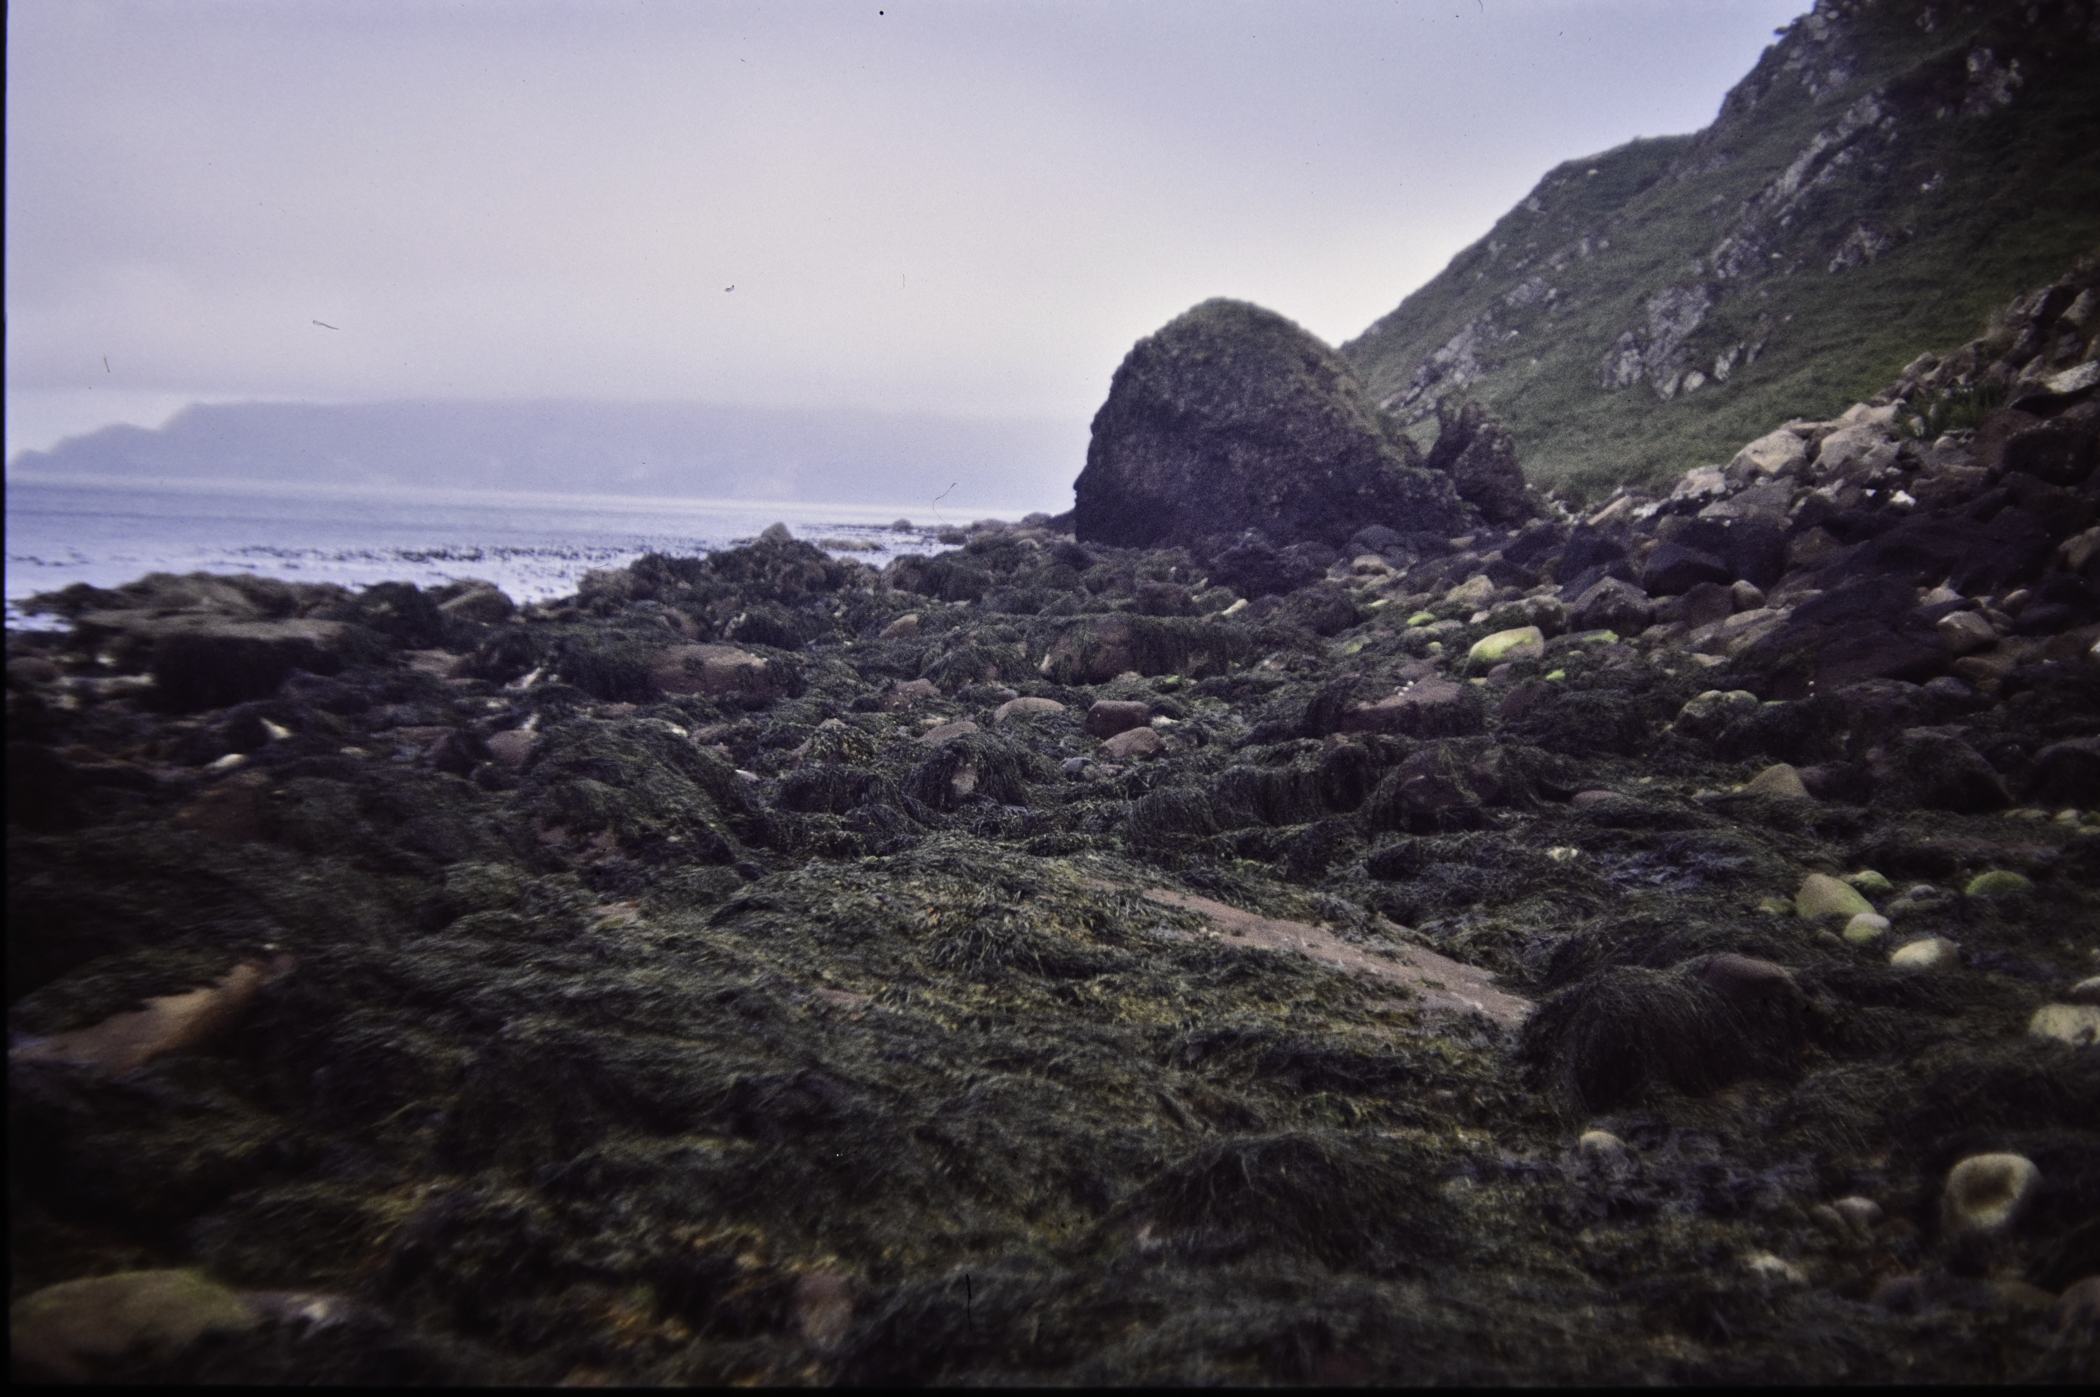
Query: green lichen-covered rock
[[11, 1270, 259, 1381], [1795, 872, 1874, 921], [1964, 869, 2034, 899], [1467, 625, 1545, 667], [1073, 299, 1475, 550]]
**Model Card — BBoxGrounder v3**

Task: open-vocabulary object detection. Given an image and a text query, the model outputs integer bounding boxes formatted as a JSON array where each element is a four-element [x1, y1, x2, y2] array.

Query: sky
[[5, 0, 1807, 462]]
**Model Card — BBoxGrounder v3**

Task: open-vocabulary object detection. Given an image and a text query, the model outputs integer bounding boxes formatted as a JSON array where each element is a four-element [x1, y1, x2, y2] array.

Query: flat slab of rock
[[1114, 884, 1530, 1027], [994, 696, 1065, 723]]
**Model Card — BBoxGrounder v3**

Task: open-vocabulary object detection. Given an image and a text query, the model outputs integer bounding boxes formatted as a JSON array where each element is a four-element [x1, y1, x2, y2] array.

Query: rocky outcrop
[[1343, 0, 2100, 488], [1073, 299, 1474, 550], [9, 265, 2100, 1388]]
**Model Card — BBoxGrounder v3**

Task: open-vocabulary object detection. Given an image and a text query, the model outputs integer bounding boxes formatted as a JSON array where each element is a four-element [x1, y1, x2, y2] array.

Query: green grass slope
[[1341, 0, 2100, 500]]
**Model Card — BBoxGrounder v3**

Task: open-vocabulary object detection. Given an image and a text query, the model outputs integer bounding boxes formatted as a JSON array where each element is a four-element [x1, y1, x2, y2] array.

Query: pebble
[[1576, 1129, 1627, 1158], [1842, 912, 1890, 946], [1795, 872, 1874, 921], [1084, 699, 1151, 738], [2026, 1003, 2100, 1046], [1963, 869, 2033, 899], [2068, 976, 2100, 1005], [1742, 1252, 1808, 1286], [1744, 763, 1811, 798], [917, 719, 980, 746], [993, 696, 1065, 723], [1941, 1152, 2041, 1241], [1843, 869, 1894, 898], [1467, 625, 1545, 667], [1098, 726, 1164, 761], [1831, 1196, 1883, 1235], [1889, 937, 1959, 971]]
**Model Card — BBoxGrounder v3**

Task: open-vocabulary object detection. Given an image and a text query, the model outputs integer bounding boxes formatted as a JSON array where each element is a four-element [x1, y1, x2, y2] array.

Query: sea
[[4, 474, 1020, 629]]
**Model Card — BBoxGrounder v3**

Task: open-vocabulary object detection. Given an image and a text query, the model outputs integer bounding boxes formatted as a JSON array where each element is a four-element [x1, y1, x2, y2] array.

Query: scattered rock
[[879, 613, 922, 639], [1940, 1153, 2041, 1243], [9, 956, 293, 1076], [1098, 726, 1165, 762], [2027, 1004, 2100, 1046], [918, 719, 981, 746], [1467, 625, 1545, 667], [1889, 937, 1960, 972], [1842, 913, 1890, 946], [994, 696, 1065, 723], [1795, 872, 1874, 922], [1084, 699, 1152, 738], [1963, 869, 2033, 899], [10, 1269, 262, 1382], [1744, 763, 1811, 798]]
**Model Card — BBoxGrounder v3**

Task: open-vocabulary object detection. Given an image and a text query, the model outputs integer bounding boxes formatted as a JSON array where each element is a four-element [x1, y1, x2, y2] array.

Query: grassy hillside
[[1342, 0, 2100, 500]]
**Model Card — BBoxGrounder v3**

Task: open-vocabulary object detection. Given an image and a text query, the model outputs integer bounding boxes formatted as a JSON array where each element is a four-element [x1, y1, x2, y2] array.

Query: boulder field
[[8, 266, 2100, 1383]]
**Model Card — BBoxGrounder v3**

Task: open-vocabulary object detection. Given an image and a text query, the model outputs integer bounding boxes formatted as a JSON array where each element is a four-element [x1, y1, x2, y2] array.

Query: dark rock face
[[1073, 300, 1474, 550], [1423, 398, 1533, 525]]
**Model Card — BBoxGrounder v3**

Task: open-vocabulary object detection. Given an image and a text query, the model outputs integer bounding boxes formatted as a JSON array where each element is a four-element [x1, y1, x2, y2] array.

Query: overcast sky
[[6, 0, 1805, 460]]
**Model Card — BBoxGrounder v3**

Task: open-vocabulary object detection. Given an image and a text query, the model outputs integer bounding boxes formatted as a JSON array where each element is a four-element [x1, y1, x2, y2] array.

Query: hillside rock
[[1342, 0, 2100, 493], [1073, 299, 1474, 550]]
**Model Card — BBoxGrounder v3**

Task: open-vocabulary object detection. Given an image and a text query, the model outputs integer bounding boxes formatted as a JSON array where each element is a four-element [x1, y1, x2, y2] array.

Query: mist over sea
[[3, 475, 999, 627]]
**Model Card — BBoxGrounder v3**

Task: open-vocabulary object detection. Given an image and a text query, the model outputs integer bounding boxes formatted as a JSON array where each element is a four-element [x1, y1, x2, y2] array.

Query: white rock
[[1727, 429, 1810, 479], [1842, 912, 1890, 945], [1577, 1129, 1627, 1158], [1889, 937, 1959, 971], [1831, 1196, 1883, 1235], [1743, 1252, 1808, 1286], [1941, 1153, 2041, 1241], [2027, 1003, 2100, 1046], [1937, 609, 1997, 656]]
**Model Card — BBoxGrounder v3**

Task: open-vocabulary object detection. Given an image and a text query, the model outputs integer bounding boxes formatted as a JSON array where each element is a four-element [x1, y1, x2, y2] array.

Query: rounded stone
[[1940, 1152, 2041, 1241], [1831, 1196, 1883, 1235], [1796, 872, 1875, 922], [1098, 726, 1164, 762], [1842, 912, 1891, 946], [1744, 763, 1811, 798], [9, 1269, 260, 1382], [1964, 869, 2033, 899], [1467, 625, 1545, 667], [2027, 1003, 2100, 1046], [2068, 976, 2100, 1006], [1577, 1129, 1627, 1158], [993, 696, 1065, 723], [1889, 937, 1959, 971], [1843, 869, 1895, 898], [1084, 699, 1152, 738]]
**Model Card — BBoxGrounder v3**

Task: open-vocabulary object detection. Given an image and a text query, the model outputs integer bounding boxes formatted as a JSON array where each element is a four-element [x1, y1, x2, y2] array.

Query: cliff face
[[1341, 0, 2100, 498]]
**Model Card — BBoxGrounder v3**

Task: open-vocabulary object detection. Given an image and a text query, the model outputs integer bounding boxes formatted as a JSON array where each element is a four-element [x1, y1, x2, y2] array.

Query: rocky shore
[[9, 262, 2100, 1383]]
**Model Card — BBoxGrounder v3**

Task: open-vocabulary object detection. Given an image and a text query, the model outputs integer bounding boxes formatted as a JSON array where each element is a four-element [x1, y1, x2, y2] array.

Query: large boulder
[[1073, 299, 1474, 549], [1423, 397, 1532, 525]]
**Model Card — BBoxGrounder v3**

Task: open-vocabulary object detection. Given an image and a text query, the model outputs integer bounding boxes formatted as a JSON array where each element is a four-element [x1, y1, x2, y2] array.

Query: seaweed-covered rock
[[1073, 299, 1473, 549]]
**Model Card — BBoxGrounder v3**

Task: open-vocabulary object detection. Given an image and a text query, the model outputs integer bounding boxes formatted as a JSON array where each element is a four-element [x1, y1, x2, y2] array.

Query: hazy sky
[[6, 0, 1805, 459]]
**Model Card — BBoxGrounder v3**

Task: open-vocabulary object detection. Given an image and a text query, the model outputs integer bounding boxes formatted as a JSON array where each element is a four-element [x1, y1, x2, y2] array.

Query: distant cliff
[[6, 400, 1084, 516], [1341, 0, 2100, 498]]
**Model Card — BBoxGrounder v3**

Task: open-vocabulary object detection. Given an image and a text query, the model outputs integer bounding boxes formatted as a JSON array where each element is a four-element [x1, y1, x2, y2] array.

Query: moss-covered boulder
[[1073, 299, 1475, 550]]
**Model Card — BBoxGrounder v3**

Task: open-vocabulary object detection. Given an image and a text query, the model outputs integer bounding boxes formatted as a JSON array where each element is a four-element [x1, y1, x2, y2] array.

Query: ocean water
[[4, 474, 999, 628]]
